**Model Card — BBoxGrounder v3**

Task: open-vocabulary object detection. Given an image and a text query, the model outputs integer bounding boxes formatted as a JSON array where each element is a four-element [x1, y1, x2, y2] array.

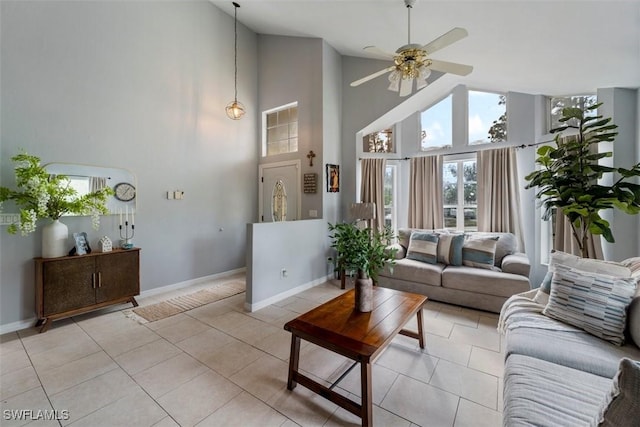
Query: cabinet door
[[95, 250, 139, 304], [42, 257, 96, 316]]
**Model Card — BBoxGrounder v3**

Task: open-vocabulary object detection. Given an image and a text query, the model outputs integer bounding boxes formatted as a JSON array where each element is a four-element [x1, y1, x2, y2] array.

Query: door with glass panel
[[259, 161, 300, 222]]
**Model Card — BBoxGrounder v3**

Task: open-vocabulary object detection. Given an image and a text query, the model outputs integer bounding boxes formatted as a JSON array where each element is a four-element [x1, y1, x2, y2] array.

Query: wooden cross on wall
[[307, 150, 316, 167]]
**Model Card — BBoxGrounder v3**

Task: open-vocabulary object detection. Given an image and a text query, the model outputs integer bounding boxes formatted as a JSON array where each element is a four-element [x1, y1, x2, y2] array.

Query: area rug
[[128, 281, 245, 323]]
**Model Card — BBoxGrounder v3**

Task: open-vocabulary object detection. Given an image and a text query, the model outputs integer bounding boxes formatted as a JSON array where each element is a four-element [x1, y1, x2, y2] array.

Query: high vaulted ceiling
[[211, 0, 640, 97]]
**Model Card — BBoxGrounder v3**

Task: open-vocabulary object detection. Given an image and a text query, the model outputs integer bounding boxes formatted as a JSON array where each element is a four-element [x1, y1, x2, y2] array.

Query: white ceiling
[[210, 0, 640, 97]]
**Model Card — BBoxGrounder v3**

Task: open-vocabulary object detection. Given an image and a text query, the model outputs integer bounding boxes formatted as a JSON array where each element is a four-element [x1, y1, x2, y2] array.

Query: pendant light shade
[[225, 2, 245, 120]]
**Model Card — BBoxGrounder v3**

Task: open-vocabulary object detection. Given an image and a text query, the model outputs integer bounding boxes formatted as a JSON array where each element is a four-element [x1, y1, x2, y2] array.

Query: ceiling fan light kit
[[225, 1, 246, 120], [352, 0, 473, 97]]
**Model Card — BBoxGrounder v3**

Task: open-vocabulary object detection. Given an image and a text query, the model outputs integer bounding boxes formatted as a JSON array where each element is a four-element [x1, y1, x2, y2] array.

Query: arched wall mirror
[[44, 163, 137, 215]]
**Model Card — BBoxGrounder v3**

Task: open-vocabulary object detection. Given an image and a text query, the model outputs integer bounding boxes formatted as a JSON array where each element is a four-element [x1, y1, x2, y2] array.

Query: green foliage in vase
[[328, 222, 397, 282], [0, 152, 113, 235], [524, 103, 640, 257]]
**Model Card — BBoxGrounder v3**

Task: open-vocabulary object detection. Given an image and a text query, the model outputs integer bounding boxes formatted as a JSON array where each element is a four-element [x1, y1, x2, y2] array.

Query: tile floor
[[0, 274, 504, 426]]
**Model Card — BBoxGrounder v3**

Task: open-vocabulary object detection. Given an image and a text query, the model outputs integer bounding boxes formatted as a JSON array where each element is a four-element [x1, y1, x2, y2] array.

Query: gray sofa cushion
[[501, 253, 531, 277], [382, 258, 445, 286], [596, 358, 640, 427], [505, 321, 640, 378], [442, 266, 530, 297], [503, 354, 611, 427]]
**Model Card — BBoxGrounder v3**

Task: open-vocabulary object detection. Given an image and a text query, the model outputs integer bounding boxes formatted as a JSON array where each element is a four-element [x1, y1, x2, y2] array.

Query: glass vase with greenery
[[0, 152, 113, 235], [524, 103, 640, 257]]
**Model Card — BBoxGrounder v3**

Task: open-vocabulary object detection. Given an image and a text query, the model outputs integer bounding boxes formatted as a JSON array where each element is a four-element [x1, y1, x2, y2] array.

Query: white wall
[[0, 1, 258, 329]]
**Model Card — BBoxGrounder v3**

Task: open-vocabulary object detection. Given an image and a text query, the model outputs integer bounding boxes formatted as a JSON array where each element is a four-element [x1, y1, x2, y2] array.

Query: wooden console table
[[34, 248, 140, 332], [284, 286, 426, 427]]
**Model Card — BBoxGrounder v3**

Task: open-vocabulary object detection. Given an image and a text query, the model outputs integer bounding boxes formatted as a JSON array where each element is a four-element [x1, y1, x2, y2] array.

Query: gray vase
[[355, 271, 373, 312]]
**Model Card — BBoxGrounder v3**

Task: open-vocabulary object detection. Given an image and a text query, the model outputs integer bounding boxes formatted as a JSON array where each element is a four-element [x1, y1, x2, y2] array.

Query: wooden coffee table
[[284, 286, 427, 427]]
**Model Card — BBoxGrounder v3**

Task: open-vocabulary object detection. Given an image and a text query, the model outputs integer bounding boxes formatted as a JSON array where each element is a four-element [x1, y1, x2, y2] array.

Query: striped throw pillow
[[436, 233, 464, 266], [462, 236, 499, 270], [406, 232, 439, 264], [543, 264, 637, 346]]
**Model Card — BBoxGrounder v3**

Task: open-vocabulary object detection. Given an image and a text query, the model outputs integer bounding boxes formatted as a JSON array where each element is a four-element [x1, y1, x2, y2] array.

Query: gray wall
[[0, 0, 258, 329]]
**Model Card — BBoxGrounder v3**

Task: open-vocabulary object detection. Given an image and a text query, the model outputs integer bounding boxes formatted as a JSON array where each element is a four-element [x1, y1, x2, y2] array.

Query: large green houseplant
[[328, 222, 397, 282], [0, 152, 113, 235], [524, 103, 640, 257]]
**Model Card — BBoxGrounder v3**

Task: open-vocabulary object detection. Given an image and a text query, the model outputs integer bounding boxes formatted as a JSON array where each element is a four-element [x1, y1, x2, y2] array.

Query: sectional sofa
[[377, 228, 531, 313], [500, 252, 640, 426]]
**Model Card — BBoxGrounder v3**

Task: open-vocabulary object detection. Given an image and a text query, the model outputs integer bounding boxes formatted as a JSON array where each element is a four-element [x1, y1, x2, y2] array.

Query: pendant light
[[225, 2, 246, 120]]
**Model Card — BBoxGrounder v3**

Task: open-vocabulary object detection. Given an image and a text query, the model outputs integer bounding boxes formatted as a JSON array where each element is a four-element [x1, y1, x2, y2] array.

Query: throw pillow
[[436, 233, 464, 266], [406, 232, 439, 264], [549, 250, 631, 278], [595, 358, 640, 427], [543, 264, 637, 346], [462, 236, 499, 270]]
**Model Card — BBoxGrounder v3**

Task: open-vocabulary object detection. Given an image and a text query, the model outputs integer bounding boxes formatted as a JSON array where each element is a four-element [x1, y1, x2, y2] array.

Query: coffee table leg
[[287, 334, 301, 390], [416, 308, 425, 349], [361, 361, 372, 427]]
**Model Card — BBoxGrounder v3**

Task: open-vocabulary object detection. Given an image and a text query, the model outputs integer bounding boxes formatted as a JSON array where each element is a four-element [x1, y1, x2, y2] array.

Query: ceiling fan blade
[[429, 59, 473, 76], [399, 78, 413, 97], [363, 46, 395, 59], [350, 66, 396, 87], [422, 27, 468, 55]]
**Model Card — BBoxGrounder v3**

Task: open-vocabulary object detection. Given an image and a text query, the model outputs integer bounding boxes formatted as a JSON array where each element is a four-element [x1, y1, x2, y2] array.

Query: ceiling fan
[[350, 0, 473, 97]]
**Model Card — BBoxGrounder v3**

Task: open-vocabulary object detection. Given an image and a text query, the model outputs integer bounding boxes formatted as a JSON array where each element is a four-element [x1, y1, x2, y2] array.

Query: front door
[[259, 160, 300, 222]]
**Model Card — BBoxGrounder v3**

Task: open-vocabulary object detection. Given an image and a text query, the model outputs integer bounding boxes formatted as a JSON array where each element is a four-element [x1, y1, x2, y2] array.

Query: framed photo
[[326, 164, 339, 193], [73, 232, 91, 255]]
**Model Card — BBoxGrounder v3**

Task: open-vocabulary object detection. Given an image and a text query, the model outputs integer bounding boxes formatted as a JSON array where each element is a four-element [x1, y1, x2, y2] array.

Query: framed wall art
[[326, 164, 339, 193]]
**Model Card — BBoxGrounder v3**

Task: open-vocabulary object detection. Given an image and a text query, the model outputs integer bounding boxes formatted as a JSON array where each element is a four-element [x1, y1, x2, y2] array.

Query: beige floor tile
[[157, 370, 242, 426], [297, 343, 352, 382], [73, 311, 137, 338], [49, 368, 139, 426], [449, 324, 501, 352], [229, 353, 290, 403], [375, 342, 438, 383], [0, 365, 41, 400], [326, 403, 413, 427], [152, 416, 180, 427], [429, 359, 498, 410], [268, 309, 302, 328], [114, 338, 182, 375], [205, 311, 255, 334], [200, 338, 266, 377], [225, 316, 281, 345], [133, 353, 208, 399], [186, 301, 235, 326], [175, 328, 235, 361], [66, 387, 167, 427], [335, 362, 399, 406], [0, 348, 32, 376], [422, 333, 472, 366], [380, 374, 459, 427], [90, 324, 160, 358], [267, 381, 338, 427], [0, 332, 24, 355], [272, 295, 300, 308], [143, 312, 192, 331], [17, 318, 79, 351], [468, 346, 504, 377], [153, 316, 211, 343], [254, 328, 298, 360], [421, 316, 455, 338], [246, 304, 295, 323], [280, 297, 320, 314], [436, 308, 480, 328], [454, 398, 502, 427], [29, 334, 101, 371], [37, 351, 117, 396], [0, 387, 53, 427], [196, 391, 287, 427], [279, 420, 300, 427]]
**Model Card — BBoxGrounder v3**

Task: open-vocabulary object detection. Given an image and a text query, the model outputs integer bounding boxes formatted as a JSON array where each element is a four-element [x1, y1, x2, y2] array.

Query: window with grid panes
[[264, 103, 298, 156]]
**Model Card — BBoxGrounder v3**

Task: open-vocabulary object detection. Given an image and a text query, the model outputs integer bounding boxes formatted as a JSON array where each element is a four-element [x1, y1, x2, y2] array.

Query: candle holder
[[119, 221, 135, 250]]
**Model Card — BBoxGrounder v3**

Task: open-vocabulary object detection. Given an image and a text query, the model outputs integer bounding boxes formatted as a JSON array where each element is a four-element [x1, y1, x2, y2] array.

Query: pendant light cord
[[233, 2, 240, 102]]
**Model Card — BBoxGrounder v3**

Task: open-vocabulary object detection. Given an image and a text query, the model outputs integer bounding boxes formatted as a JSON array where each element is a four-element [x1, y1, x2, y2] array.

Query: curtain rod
[[358, 140, 556, 161]]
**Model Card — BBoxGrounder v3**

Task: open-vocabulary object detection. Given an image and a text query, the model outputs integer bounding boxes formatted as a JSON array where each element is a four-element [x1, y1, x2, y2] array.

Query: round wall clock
[[114, 182, 136, 202]]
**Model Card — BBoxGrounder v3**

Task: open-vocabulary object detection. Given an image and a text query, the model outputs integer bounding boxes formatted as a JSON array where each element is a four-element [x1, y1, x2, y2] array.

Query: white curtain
[[360, 158, 386, 231], [90, 177, 107, 192], [477, 147, 525, 251], [408, 155, 444, 229]]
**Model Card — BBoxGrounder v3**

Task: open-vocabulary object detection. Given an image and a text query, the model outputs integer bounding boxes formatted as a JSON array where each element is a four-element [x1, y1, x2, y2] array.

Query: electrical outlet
[[167, 191, 174, 200], [281, 268, 288, 278]]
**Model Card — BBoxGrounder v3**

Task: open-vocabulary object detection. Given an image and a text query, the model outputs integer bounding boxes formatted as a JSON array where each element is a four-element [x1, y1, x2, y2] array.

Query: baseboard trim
[[244, 275, 332, 312], [0, 267, 247, 334]]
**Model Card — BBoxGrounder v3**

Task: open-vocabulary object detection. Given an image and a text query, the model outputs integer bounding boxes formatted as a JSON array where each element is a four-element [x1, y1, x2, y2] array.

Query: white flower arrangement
[[0, 152, 113, 235]]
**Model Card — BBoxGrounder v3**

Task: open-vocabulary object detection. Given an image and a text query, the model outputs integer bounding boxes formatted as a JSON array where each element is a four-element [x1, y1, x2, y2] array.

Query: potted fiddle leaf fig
[[524, 103, 640, 258], [328, 222, 397, 311]]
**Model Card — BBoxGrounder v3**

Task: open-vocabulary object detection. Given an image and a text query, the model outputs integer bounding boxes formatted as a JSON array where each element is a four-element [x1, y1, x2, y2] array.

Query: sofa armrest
[[501, 252, 530, 278], [386, 243, 406, 260]]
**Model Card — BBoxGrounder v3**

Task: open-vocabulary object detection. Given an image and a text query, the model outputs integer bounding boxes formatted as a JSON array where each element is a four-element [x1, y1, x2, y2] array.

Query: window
[[540, 207, 557, 265], [384, 164, 397, 232], [263, 102, 298, 156], [548, 95, 597, 131], [363, 128, 394, 153], [468, 90, 506, 145], [443, 158, 477, 231], [420, 95, 452, 151]]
